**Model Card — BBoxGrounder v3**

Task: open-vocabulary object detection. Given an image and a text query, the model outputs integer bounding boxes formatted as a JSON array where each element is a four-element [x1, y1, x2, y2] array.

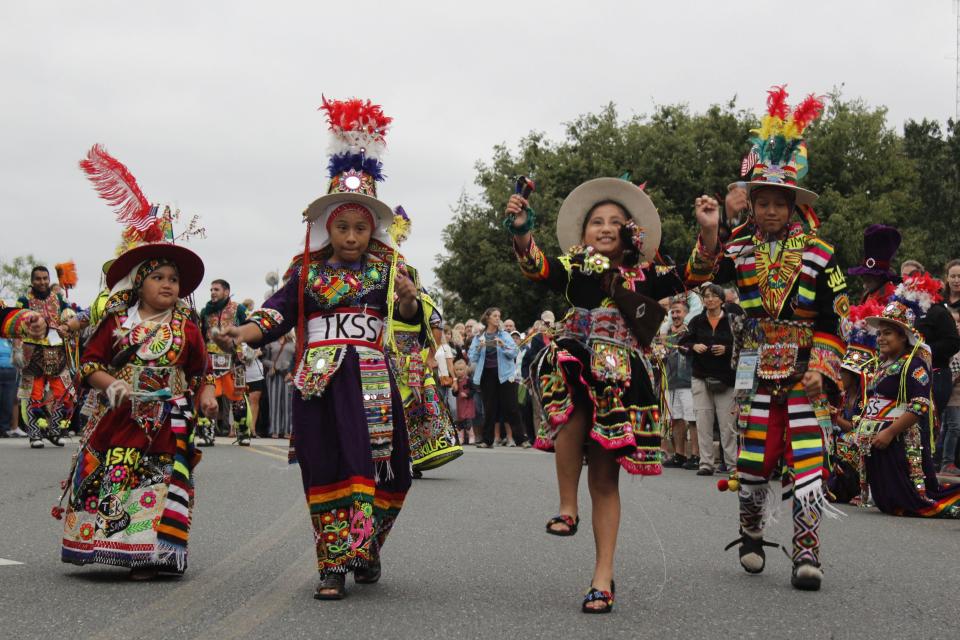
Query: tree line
[[435, 92, 959, 329]]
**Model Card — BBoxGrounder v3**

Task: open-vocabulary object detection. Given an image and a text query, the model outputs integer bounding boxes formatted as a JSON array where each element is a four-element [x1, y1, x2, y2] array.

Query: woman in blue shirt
[[468, 307, 524, 448]]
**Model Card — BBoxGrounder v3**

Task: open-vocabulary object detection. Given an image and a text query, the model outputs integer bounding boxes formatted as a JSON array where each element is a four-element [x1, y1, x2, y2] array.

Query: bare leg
[[549, 406, 589, 533], [248, 390, 261, 436], [586, 443, 620, 608]]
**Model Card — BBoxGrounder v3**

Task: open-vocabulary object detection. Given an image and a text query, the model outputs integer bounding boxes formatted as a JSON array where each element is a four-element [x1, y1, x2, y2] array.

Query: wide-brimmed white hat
[[556, 177, 661, 263]]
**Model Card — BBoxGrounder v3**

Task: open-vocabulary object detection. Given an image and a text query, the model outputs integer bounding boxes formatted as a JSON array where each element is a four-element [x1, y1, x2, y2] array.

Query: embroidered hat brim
[[106, 243, 205, 297], [556, 177, 662, 263], [730, 180, 818, 207], [302, 191, 394, 229]]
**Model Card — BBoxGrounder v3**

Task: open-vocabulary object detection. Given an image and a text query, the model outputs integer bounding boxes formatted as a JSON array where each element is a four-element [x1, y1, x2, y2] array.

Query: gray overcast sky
[[1, 0, 956, 308]]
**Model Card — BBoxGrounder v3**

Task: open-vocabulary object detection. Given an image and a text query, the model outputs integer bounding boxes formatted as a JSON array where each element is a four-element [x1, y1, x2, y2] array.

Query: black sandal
[[581, 581, 615, 614], [314, 573, 346, 600], [723, 531, 781, 574], [354, 558, 381, 584], [545, 514, 579, 536]]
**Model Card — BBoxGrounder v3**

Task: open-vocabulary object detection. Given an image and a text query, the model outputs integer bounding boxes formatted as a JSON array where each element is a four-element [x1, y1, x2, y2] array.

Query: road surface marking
[[0, 558, 24, 566]]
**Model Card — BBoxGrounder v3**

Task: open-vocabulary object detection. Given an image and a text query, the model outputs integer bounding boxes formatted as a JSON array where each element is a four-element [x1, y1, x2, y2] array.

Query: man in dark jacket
[[680, 284, 740, 477]]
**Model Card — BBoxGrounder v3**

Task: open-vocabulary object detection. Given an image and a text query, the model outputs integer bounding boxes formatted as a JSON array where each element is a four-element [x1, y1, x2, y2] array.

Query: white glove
[[11, 345, 25, 369], [105, 379, 133, 408]]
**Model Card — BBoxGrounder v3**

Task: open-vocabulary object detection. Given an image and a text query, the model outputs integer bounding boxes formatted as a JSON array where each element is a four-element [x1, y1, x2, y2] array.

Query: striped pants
[[737, 385, 824, 565]]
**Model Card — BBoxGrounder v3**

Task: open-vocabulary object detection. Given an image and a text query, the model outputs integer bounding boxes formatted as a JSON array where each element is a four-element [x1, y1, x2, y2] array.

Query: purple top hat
[[847, 224, 901, 281]]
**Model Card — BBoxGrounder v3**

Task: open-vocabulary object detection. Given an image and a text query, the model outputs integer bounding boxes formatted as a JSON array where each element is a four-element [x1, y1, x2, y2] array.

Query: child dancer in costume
[[59, 145, 216, 579], [855, 278, 960, 518], [828, 299, 882, 504], [689, 87, 847, 590], [506, 177, 699, 613], [385, 206, 462, 476], [215, 98, 423, 600]]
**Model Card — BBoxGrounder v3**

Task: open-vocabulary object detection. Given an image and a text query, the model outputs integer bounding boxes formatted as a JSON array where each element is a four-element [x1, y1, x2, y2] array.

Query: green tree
[[437, 95, 957, 326], [0, 255, 41, 300], [436, 101, 754, 328], [899, 118, 960, 274]]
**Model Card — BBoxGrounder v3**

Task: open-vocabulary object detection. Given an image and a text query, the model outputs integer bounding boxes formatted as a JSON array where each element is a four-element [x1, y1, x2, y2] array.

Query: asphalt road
[[1, 437, 957, 640]]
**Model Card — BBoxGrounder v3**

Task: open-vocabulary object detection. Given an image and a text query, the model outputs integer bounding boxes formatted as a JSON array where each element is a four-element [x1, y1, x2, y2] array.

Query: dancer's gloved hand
[[22, 311, 48, 339], [106, 379, 133, 408], [198, 385, 218, 418]]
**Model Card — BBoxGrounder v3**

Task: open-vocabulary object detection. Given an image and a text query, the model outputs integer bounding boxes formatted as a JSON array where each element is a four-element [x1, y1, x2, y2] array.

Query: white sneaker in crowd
[[8, 428, 28, 438]]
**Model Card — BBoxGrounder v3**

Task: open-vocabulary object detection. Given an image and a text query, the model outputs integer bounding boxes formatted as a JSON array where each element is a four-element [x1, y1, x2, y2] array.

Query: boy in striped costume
[[687, 86, 848, 591]]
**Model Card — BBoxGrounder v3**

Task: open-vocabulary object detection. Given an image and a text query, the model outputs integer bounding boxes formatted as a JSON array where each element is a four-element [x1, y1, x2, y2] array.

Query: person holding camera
[[680, 284, 739, 476]]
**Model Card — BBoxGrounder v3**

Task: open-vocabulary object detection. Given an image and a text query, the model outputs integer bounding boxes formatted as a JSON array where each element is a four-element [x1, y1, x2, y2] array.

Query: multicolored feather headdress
[[301, 97, 397, 250], [79, 145, 205, 255], [79, 144, 206, 297], [735, 85, 825, 209], [841, 298, 883, 373], [864, 273, 943, 349]]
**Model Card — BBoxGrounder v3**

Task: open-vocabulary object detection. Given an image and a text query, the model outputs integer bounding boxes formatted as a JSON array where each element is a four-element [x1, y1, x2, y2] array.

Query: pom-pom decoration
[[50, 505, 65, 520], [319, 96, 392, 160], [389, 205, 412, 246], [895, 272, 943, 315], [55, 261, 78, 291], [79, 144, 151, 224], [716, 478, 729, 492]]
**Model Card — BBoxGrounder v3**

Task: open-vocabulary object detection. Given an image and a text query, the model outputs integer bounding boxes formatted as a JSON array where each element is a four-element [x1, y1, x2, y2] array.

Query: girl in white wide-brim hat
[[505, 176, 710, 613]]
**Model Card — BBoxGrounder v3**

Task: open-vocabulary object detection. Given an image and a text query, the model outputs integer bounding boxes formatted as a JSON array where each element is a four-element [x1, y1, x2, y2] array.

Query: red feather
[[903, 273, 944, 304], [319, 96, 392, 135], [766, 85, 789, 120], [848, 298, 885, 324], [791, 94, 825, 132], [79, 144, 150, 223]]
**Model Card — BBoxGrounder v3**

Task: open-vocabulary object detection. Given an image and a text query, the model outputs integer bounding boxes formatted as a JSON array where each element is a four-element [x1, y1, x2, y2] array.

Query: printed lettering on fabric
[[307, 308, 384, 348], [826, 266, 846, 293], [105, 447, 142, 467]]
